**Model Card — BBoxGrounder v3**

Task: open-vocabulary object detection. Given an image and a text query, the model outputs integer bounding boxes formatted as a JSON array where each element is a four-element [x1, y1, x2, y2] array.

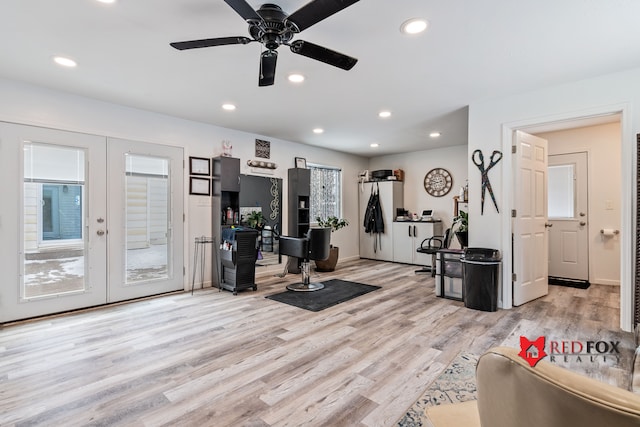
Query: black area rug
[[265, 279, 380, 312]]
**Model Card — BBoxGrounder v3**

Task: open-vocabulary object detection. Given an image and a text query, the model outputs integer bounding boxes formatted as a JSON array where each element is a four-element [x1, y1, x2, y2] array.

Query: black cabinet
[[213, 156, 240, 193], [212, 156, 243, 289], [212, 156, 240, 228], [288, 168, 311, 237], [220, 229, 259, 295]]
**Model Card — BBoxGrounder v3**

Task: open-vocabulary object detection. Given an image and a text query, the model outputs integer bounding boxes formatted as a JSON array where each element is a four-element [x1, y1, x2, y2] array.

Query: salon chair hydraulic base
[[286, 261, 325, 292]]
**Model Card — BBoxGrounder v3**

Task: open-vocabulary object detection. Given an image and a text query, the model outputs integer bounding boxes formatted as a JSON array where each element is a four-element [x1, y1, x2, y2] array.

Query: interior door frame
[[500, 103, 632, 331]]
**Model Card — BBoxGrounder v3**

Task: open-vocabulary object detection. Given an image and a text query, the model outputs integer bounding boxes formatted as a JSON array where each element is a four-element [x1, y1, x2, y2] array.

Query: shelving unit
[[453, 195, 468, 217], [288, 168, 311, 237]]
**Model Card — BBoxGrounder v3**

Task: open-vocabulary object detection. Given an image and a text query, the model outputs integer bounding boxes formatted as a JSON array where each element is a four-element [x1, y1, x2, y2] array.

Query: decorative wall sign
[[424, 168, 453, 197], [255, 139, 271, 158], [472, 149, 502, 214]]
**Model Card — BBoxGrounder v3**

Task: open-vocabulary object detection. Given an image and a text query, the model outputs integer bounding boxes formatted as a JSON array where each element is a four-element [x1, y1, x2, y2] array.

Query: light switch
[[605, 199, 613, 210]]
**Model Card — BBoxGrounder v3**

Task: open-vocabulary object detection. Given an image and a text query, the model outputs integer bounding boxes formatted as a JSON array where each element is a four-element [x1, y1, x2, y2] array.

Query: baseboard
[[590, 279, 620, 286]]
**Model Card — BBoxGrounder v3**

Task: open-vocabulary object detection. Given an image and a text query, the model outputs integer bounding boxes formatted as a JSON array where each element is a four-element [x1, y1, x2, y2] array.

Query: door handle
[[544, 223, 553, 228], [579, 221, 586, 226], [97, 230, 105, 236]]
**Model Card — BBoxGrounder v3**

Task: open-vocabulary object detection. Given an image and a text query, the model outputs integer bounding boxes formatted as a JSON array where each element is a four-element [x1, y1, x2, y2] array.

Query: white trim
[[501, 103, 632, 331]]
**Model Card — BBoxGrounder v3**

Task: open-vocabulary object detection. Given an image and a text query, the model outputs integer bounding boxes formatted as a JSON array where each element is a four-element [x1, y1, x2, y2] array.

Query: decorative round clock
[[424, 168, 453, 197]]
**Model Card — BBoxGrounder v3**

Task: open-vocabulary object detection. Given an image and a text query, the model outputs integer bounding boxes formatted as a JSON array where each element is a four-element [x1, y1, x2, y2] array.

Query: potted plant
[[453, 210, 468, 248], [246, 210, 265, 229], [314, 216, 349, 272]]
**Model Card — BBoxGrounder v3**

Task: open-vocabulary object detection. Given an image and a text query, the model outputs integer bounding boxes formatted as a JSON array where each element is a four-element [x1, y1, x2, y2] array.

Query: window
[[309, 163, 342, 221], [548, 164, 575, 218]]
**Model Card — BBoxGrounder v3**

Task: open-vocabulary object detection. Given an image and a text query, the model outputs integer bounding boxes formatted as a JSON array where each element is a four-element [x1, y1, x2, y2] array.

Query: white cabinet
[[359, 181, 403, 261], [392, 221, 443, 265]]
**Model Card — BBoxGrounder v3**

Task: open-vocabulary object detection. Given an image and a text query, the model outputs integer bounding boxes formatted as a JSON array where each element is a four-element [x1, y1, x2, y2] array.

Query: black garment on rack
[[363, 183, 385, 252]]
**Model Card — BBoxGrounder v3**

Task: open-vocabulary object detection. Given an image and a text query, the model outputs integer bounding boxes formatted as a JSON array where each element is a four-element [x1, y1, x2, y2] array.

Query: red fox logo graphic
[[518, 336, 547, 367]]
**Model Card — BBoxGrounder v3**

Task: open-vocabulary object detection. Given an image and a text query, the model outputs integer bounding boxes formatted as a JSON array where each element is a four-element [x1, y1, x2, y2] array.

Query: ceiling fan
[[170, 0, 360, 86]]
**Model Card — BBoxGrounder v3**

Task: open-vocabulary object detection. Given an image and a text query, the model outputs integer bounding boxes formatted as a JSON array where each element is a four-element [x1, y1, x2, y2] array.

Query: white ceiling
[[2, 0, 640, 157]]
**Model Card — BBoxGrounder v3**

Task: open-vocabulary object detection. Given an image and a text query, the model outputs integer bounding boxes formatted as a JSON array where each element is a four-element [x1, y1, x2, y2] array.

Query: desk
[[435, 249, 464, 301]]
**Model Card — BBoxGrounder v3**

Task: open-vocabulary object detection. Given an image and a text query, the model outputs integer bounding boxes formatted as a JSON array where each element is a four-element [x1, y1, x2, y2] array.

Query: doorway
[[505, 111, 626, 327], [0, 123, 184, 322]]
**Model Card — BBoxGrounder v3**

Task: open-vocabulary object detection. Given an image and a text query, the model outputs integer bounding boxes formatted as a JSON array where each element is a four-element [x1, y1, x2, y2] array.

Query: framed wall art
[[189, 177, 210, 196], [189, 156, 211, 176]]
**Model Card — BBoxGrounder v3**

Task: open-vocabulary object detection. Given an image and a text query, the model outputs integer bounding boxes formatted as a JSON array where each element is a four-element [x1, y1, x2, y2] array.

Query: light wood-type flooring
[[0, 259, 634, 426]]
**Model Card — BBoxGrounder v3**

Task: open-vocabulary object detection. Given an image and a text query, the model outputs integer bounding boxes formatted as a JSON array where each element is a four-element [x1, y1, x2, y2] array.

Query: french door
[[0, 123, 184, 323]]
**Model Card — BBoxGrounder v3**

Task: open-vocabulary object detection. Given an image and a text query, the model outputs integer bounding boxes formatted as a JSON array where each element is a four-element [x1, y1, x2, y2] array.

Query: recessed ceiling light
[[430, 132, 441, 138], [378, 111, 391, 118], [222, 103, 236, 111], [288, 73, 305, 83], [401, 18, 428, 35], [52, 56, 77, 68], [313, 128, 324, 134], [370, 143, 379, 148], [96, 0, 116, 3]]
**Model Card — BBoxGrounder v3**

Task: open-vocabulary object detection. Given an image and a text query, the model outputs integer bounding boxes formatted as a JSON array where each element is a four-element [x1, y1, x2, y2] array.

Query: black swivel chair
[[279, 227, 331, 291], [416, 228, 452, 276]]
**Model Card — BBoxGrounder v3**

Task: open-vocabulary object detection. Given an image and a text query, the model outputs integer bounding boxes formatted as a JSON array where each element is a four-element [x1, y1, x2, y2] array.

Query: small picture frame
[[189, 156, 211, 176], [189, 177, 210, 196], [295, 157, 307, 168]]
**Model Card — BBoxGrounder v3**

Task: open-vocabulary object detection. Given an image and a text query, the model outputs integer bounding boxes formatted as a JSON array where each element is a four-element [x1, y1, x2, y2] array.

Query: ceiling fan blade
[[259, 50, 278, 87], [287, 0, 360, 32], [224, 0, 262, 23], [170, 37, 252, 50], [290, 40, 357, 70]]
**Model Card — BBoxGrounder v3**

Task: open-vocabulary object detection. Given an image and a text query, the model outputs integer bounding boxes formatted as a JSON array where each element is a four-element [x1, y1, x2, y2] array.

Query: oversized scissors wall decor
[[472, 149, 502, 214]]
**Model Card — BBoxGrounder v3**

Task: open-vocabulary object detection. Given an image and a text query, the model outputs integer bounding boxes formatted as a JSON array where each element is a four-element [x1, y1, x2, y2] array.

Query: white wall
[[468, 67, 640, 330], [0, 78, 369, 289], [537, 122, 621, 286], [368, 145, 469, 247]]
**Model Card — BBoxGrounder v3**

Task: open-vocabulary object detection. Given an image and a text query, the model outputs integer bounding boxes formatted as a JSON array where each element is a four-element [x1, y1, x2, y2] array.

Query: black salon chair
[[416, 228, 451, 276], [279, 227, 331, 291]]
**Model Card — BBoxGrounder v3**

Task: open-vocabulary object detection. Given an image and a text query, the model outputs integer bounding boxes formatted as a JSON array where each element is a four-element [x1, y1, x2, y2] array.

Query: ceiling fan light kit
[[170, 0, 360, 86]]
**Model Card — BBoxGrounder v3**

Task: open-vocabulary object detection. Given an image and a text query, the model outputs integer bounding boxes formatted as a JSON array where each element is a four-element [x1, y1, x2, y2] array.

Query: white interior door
[[0, 123, 107, 322], [548, 152, 589, 283], [107, 138, 184, 302], [513, 131, 549, 306]]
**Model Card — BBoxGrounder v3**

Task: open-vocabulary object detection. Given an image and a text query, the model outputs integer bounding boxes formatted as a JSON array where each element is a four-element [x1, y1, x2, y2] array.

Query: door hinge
[[183, 213, 186, 222], [183, 266, 186, 276], [512, 145, 517, 154], [511, 209, 517, 218], [512, 273, 517, 281]]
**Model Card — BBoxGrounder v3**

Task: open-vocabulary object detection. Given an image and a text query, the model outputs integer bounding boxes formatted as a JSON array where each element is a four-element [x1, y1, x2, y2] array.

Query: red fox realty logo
[[518, 336, 621, 367], [519, 336, 547, 367]]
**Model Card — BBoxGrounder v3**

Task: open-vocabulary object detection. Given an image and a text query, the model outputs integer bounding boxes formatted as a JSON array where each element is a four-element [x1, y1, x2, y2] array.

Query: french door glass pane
[[548, 164, 575, 218], [125, 154, 170, 283], [23, 143, 86, 298]]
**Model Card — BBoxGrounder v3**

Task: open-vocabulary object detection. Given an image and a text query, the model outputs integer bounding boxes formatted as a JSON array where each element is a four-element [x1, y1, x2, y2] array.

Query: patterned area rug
[[397, 352, 479, 427]]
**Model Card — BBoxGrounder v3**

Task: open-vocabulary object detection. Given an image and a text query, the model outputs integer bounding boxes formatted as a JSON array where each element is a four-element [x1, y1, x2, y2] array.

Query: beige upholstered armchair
[[426, 346, 640, 427]]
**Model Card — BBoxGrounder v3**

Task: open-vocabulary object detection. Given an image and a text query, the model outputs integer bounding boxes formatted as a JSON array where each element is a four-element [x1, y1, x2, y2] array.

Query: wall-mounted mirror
[[239, 174, 282, 266]]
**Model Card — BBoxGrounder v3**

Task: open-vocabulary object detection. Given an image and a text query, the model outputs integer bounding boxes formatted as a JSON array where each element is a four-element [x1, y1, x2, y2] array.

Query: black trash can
[[461, 248, 502, 312]]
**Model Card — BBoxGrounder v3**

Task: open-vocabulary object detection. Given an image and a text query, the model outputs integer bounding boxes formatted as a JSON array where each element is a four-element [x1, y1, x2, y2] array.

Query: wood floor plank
[[0, 259, 633, 426]]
